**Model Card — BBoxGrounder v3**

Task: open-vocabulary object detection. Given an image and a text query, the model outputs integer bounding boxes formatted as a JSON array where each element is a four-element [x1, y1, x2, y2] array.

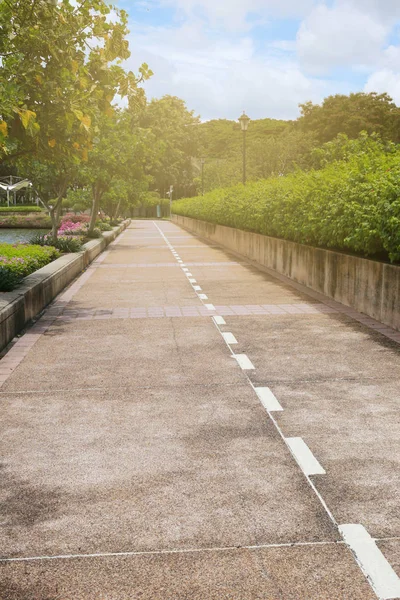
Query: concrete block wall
[[0, 221, 130, 351], [173, 215, 400, 332]]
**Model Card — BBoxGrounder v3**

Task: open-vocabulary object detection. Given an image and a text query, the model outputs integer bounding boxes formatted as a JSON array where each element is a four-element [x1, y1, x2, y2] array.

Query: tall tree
[[139, 96, 200, 199], [298, 92, 400, 144], [0, 0, 152, 238]]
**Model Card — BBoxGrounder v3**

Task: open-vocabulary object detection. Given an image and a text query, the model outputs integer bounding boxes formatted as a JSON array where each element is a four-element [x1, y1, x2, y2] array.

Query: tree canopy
[[298, 92, 400, 144]]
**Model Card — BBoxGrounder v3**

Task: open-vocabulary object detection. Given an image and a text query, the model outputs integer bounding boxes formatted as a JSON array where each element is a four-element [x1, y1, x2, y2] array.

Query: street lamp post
[[238, 112, 250, 185], [200, 159, 205, 196], [168, 185, 174, 217]]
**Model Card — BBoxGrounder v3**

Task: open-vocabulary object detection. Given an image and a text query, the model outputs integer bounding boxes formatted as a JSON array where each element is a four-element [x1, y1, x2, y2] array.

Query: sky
[[115, 0, 400, 121]]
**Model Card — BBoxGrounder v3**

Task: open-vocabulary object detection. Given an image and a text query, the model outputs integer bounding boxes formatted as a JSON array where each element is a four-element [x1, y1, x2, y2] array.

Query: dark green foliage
[[298, 92, 400, 144], [85, 228, 102, 239], [30, 233, 83, 253], [0, 206, 43, 213], [197, 118, 289, 159], [97, 222, 113, 231], [0, 266, 22, 291], [173, 134, 400, 263]]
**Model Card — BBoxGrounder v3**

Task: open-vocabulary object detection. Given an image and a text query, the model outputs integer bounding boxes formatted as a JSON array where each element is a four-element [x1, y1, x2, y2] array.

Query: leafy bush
[[0, 243, 60, 291], [0, 205, 43, 213], [96, 221, 113, 231], [85, 227, 102, 238], [30, 233, 83, 253], [0, 214, 51, 228], [173, 133, 400, 263], [61, 213, 90, 224], [0, 266, 23, 291], [58, 220, 86, 236]]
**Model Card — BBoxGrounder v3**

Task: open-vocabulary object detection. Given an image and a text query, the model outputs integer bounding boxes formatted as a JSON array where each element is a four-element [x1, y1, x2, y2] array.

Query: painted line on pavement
[[0, 539, 343, 564], [286, 438, 326, 476], [165, 221, 395, 598], [233, 354, 255, 370], [198, 294, 208, 300], [213, 316, 226, 326], [189, 278, 197, 283], [193, 286, 202, 291], [340, 524, 400, 600], [222, 332, 238, 345], [205, 304, 216, 311], [255, 387, 283, 412]]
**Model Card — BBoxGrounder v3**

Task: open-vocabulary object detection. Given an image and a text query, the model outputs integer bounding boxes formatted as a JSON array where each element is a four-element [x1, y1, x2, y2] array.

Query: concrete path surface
[[0, 220, 399, 599]]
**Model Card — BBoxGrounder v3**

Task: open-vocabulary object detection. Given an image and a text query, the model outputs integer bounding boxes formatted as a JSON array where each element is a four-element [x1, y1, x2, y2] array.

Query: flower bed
[[0, 243, 60, 291], [0, 213, 51, 228]]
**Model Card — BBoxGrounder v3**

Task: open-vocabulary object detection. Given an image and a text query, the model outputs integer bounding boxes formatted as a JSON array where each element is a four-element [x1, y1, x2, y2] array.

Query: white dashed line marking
[[222, 332, 238, 345], [186, 273, 193, 277], [286, 438, 326, 476], [233, 354, 255, 370], [182, 268, 189, 272], [339, 524, 400, 600], [205, 304, 216, 311], [189, 278, 197, 283], [198, 294, 208, 300], [213, 316, 226, 325], [255, 387, 283, 412], [193, 286, 202, 291]]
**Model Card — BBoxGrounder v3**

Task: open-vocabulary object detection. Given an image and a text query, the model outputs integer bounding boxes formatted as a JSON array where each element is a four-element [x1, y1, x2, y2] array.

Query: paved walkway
[[0, 220, 400, 599]]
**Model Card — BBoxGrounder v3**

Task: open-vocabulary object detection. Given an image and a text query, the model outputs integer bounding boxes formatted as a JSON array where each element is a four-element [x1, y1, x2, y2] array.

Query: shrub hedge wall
[[173, 135, 400, 263]]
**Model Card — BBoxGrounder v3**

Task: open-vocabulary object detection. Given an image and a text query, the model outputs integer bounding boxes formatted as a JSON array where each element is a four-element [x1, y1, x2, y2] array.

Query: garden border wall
[[0, 220, 130, 350], [172, 215, 400, 332]]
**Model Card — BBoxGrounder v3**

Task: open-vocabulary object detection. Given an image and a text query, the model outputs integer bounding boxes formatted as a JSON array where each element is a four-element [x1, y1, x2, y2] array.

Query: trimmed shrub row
[[173, 135, 400, 263], [0, 205, 43, 213], [0, 243, 60, 291]]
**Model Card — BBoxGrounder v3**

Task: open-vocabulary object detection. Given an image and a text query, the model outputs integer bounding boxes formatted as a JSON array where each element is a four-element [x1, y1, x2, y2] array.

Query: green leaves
[[0, 0, 151, 165], [173, 133, 400, 264]]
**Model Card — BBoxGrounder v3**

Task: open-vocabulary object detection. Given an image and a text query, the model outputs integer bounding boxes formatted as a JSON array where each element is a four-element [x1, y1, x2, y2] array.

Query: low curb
[[0, 220, 130, 351]]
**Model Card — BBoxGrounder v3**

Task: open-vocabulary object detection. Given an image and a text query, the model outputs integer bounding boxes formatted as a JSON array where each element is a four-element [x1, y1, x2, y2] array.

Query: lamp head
[[238, 111, 250, 132]]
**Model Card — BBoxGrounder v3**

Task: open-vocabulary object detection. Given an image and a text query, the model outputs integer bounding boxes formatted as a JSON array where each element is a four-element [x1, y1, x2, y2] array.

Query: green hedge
[[0, 205, 43, 213], [0, 214, 51, 228], [173, 135, 400, 263], [0, 243, 60, 291]]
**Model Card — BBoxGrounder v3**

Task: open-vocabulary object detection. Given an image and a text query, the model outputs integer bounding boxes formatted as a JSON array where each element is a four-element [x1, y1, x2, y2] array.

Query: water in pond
[[0, 229, 49, 244]]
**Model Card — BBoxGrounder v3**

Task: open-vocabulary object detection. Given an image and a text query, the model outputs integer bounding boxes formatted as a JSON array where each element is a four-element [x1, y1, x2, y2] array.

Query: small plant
[[85, 227, 102, 238], [96, 221, 113, 231], [30, 233, 83, 253]]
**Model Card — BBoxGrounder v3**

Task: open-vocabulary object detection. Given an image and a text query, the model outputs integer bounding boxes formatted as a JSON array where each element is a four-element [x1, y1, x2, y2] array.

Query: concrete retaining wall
[[0, 220, 130, 350], [173, 215, 400, 332]]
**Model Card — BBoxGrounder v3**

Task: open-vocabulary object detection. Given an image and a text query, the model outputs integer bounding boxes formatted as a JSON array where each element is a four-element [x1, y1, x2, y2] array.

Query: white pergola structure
[[0, 176, 33, 207]]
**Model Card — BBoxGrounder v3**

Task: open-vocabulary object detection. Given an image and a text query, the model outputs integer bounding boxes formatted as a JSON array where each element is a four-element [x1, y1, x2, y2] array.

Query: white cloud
[[339, 0, 400, 24], [365, 69, 400, 103], [297, 4, 387, 74], [127, 20, 345, 120], [121, 0, 400, 119], [156, 0, 316, 30]]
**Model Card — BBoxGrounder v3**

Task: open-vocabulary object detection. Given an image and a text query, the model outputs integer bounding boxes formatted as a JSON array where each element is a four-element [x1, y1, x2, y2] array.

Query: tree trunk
[[50, 209, 58, 243], [88, 184, 101, 234], [50, 179, 68, 243], [112, 199, 121, 222]]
